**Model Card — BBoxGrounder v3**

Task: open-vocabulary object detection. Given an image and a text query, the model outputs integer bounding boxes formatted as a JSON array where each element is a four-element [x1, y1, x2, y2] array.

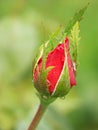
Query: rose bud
[[32, 38, 76, 99]]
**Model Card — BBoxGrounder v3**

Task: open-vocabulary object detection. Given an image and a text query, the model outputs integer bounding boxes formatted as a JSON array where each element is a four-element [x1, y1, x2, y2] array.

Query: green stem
[[28, 102, 48, 130]]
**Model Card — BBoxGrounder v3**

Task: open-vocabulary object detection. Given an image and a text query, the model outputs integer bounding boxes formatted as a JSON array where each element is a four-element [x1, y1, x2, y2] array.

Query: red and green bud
[[33, 37, 76, 100]]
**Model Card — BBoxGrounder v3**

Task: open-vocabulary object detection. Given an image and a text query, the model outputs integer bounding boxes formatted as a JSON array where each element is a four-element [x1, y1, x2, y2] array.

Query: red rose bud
[[33, 38, 76, 98]]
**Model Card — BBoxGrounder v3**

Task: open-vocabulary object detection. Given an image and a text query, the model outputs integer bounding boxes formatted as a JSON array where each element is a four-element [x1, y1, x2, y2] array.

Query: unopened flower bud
[[32, 38, 76, 100]]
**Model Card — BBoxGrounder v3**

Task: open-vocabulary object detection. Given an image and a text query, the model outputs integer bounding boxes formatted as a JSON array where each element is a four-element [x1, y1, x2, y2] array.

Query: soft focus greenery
[[0, 0, 98, 130]]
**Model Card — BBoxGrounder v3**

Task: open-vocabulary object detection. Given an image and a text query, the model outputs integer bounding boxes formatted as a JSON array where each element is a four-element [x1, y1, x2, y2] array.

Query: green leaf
[[64, 3, 89, 36]]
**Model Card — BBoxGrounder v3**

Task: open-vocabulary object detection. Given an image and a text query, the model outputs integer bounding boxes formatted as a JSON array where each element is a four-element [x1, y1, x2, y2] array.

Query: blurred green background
[[0, 0, 98, 130]]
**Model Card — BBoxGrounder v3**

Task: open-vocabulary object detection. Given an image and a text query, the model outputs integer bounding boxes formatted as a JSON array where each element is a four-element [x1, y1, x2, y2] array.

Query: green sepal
[[35, 67, 57, 105], [33, 78, 49, 96], [52, 49, 70, 97], [69, 21, 80, 68], [32, 43, 49, 96], [49, 26, 61, 48], [32, 44, 43, 74], [39, 26, 61, 72], [34, 66, 54, 97]]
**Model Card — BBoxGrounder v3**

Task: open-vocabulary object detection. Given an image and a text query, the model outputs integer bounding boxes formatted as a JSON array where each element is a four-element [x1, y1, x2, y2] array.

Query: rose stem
[[28, 102, 48, 130]]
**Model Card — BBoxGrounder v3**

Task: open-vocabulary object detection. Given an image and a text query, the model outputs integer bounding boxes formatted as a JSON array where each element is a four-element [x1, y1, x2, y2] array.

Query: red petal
[[46, 43, 65, 93], [65, 38, 76, 87]]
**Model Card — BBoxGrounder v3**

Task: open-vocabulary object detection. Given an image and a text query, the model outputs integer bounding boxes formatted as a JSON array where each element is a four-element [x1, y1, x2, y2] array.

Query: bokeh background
[[0, 0, 98, 130]]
